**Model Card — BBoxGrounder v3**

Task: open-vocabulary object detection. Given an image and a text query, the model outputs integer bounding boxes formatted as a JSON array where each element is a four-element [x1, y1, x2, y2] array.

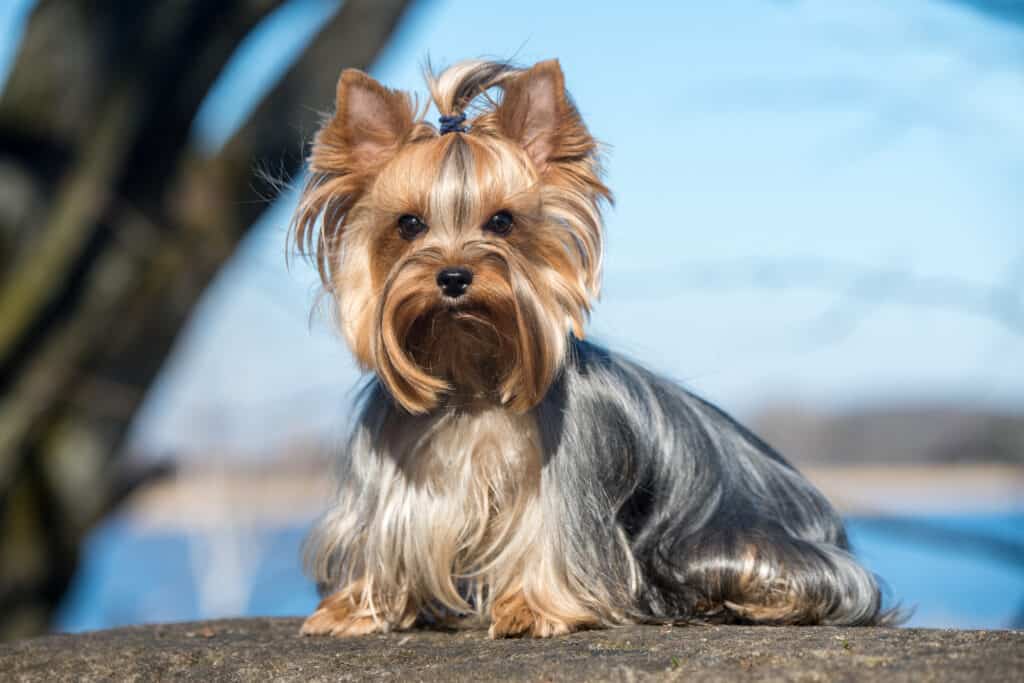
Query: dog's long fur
[[294, 59, 890, 637]]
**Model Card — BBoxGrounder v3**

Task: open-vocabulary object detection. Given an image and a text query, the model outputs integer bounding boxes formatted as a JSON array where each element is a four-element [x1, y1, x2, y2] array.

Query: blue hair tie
[[439, 113, 468, 134]]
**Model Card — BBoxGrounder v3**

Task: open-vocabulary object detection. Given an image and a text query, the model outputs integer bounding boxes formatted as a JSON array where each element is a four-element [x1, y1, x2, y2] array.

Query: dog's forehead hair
[[378, 134, 537, 240], [428, 135, 475, 234]]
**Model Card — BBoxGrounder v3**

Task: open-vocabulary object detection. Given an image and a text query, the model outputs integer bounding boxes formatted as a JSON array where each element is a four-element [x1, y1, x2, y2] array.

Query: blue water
[[56, 513, 1024, 632]]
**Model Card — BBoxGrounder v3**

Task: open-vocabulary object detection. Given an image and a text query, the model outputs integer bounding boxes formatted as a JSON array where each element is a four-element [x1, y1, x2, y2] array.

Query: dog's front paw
[[301, 592, 386, 637], [488, 592, 576, 638]]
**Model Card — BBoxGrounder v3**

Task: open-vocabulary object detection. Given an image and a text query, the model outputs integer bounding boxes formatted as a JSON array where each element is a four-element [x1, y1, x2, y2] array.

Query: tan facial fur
[[292, 60, 610, 415]]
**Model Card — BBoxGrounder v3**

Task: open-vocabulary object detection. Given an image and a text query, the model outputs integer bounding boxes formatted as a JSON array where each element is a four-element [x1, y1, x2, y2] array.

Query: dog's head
[[293, 60, 609, 413]]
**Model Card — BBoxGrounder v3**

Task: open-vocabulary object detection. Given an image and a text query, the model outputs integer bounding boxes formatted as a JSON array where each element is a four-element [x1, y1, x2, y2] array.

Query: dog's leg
[[300, 579, 417, 637], [487, 520, 607, 640], [488, 590, 593, 638], [677, 532, 884, 626]]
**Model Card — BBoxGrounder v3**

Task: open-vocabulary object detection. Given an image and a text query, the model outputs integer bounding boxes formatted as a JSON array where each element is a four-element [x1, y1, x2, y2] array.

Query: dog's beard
[[406, 304, 515, 409], [373, 257, 570, 414]]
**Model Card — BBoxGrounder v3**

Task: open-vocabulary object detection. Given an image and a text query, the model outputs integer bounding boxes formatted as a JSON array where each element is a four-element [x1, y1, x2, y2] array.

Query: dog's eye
[[484, 211, 514, 236], [397, 214, 427, 240]]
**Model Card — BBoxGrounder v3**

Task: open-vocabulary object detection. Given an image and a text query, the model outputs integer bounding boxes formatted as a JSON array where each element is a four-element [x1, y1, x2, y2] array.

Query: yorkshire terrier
[[293, 59, 888, 638]]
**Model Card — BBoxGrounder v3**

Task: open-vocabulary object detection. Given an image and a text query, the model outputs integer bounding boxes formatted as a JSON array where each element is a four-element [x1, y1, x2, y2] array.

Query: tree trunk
[[0, 0, 412, 640]]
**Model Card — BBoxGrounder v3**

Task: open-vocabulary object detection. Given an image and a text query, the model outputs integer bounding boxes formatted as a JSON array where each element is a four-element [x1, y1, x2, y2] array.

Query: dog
[[292, 59, 889, 638]]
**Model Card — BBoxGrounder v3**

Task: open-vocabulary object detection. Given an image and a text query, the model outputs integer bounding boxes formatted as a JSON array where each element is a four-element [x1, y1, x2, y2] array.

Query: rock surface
[[1, 618, 1021, 682]]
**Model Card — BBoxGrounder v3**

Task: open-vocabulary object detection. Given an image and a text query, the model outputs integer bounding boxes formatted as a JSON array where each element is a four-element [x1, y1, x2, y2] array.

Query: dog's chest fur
[[378, 406, 543, 610]]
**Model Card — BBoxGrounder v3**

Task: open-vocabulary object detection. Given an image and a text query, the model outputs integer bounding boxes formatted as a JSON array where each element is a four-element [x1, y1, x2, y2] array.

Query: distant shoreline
[[121, 463, 1024, 531], [804, 464, 1024, 517]]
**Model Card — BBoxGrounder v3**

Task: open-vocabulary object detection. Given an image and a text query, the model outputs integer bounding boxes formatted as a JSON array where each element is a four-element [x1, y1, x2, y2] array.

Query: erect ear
[[310, 69, 415, 177], [495, 59, 589, 170]]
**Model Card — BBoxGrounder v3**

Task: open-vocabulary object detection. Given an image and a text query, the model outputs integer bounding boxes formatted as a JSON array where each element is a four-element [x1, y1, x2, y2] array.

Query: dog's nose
[[436, 267, 473, 298]]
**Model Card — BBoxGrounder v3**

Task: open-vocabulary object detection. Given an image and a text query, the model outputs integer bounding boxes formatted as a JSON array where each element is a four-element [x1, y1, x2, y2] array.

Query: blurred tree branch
[[0, 0, 412, 639]]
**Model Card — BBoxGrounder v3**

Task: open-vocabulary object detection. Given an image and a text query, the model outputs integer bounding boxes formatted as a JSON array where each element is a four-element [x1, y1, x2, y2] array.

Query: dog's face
[[294, 61, 609, 413]]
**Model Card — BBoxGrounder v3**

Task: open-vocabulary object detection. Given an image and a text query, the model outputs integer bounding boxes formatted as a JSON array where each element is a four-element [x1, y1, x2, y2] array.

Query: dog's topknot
[[425, 60, 521, 119]]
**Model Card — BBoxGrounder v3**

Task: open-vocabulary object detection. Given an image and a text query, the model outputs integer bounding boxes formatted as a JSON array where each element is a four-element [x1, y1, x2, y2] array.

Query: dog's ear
[[310, 69, 415, 178], [292, 70, 415, 293], [495, 59, 590, 170]]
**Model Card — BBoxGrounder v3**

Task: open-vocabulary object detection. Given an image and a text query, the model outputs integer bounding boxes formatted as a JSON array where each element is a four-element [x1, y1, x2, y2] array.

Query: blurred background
[[0, 0, 1021, 640]]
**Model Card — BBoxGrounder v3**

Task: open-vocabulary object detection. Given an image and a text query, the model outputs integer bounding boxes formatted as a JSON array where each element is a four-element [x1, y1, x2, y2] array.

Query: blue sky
[[3, 1, 1022, 455]]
